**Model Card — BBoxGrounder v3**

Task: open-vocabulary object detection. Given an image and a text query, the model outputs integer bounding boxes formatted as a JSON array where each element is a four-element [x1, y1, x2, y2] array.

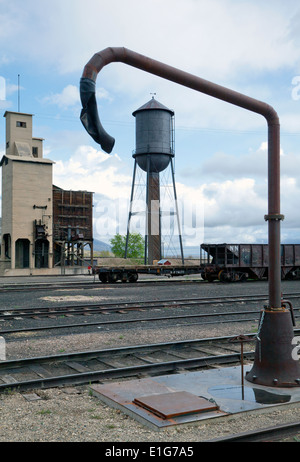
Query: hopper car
[[200, 243, 300, 282]]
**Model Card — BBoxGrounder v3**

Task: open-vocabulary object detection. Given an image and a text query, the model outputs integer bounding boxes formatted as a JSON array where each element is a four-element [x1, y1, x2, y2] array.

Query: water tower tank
[[132, 97, 174, 172]]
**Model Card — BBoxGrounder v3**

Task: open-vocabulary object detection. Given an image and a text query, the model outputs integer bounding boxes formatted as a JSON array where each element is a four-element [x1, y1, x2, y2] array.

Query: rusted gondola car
[[200, 243, 300, 282]]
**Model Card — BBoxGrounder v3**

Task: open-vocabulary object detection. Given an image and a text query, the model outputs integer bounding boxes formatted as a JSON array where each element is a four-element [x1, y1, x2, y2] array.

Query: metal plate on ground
[[90, 366, 300, 430], [90, 375, 227, 430], [133, 391, 218, 419]]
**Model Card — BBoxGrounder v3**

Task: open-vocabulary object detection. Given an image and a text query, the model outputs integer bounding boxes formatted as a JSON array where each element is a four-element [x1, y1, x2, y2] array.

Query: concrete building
[[0, 111, 54, 275], [0, 111, 94, 276]]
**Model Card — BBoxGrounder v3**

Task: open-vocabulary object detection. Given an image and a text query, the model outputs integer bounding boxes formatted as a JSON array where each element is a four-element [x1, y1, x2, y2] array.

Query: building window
[[6, 141, 9, 149], [32, 147, 38, 157], [16, 121, 26, 128]]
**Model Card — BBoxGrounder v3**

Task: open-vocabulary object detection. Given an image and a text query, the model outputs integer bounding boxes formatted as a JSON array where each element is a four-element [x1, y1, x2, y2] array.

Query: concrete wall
[[5, 111, 33, 157], [1, 158, 13, 239], [10, 158, 53, 269], [32, 138, 43, 159]]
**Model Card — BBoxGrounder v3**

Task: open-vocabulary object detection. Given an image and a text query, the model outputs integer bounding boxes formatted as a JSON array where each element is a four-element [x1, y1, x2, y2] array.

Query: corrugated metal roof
[[132, 97, 174, 116]]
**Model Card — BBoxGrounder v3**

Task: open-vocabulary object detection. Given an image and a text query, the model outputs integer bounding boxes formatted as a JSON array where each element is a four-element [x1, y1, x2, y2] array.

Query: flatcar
[[93, 263, 202, 283], [200, 243, 300, 282]]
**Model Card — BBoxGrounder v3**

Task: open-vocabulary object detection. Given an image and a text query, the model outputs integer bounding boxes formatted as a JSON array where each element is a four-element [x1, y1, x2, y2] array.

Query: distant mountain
[[93, 239, 112, 252]]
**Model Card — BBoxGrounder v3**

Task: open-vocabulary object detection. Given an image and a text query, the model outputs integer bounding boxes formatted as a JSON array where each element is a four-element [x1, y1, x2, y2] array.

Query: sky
[[1, 0, 300, 256]]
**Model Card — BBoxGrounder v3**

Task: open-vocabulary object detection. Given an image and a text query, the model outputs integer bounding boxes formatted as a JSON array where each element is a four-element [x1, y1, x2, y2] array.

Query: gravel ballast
[[0, 277, 299, 442], [1, 321, 300, 442], [0, 386, 300, 442]]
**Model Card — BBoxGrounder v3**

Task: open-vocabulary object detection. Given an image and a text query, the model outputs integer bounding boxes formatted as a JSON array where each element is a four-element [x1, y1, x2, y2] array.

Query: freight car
[[91, 243, 300, 283], [200, 243, 300, 282], [92, 263, 203, 283]]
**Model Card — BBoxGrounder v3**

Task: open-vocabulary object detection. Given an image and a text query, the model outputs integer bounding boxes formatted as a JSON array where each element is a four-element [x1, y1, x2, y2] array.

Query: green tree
[[110, 233, 145, 259]]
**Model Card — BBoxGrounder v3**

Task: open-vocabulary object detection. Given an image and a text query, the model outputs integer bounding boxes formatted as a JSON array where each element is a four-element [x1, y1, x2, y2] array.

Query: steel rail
[[0, 353, 252, 392], [1, 292, 300, 320], [1, 330, 299, 392], [0, 282, 98, 292], [0, 278, 206, 292], [1, 302, 299, 338], [2, 308, 300, 337], [0, 299, 275, 321], [210, 421, 300, 442], [0, 334, 256, 392], [0, 291, 294, 314], [0, 309, 265, 335], [0, 278, 299, 294], [0, 294, 268, 318], [0, 291, 275, 309], [0, 296, 267, 318]]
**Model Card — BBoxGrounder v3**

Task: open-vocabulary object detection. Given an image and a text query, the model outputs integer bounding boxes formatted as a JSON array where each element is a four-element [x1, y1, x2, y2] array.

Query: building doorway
[[15, 239, 30, 268]]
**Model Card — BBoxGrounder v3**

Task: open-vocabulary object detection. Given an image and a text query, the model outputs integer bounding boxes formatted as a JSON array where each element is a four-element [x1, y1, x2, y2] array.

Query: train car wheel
[[218, 270, 225, 282], [218, 270, 231, 282], [129, 273, 138, 283], [108, 274, 118, 283], [206, 275, 215, 282], [99, 273, 108, 283]]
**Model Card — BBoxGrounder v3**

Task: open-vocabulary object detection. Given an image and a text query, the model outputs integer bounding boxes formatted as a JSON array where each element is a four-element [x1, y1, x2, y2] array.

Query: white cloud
[[41, 85, 112, 110], [53, 145, 132, 199], [2, 0, 299, 78], [42, 85, 80, 109], [179, 140, 296, 182]]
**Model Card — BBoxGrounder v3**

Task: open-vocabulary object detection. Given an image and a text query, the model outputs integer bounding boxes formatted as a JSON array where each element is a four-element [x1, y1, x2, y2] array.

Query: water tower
[[125, 96, 184, 265]]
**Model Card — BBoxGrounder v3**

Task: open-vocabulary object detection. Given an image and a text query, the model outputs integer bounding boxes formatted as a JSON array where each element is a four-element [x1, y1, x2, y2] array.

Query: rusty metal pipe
[[80, 46, 281, 309]]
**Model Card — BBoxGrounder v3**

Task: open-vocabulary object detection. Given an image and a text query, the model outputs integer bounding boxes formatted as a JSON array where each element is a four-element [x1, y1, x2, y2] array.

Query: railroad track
[[210, 421, 300, 442], [0, 334, 257, 392], [0, 278, 204, 293], [0, 281, 97, 292], [0, 308, 266, 336], [1, 276, 294, 292], [2, 291, 300, 320], [2, 306, 300, 338], [1, 293, 299, 336]]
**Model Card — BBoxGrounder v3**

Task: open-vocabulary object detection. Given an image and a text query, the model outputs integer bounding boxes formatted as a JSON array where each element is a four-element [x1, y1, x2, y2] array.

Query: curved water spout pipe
[[80, 47, 281, 309]]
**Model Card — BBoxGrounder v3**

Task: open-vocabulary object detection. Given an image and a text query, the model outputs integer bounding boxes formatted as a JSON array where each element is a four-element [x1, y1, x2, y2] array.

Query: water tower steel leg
[[170, 159, 184, 265], [125, 159, 137, 259], [144, 156, 150, 265]]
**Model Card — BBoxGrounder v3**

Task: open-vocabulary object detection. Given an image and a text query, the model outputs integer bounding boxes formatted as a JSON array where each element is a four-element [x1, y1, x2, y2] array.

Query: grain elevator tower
[[0, 111, 53, 274]]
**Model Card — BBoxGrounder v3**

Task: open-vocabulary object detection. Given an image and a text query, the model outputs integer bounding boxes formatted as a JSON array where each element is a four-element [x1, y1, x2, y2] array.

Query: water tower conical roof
[[132, 97, 174, 116]]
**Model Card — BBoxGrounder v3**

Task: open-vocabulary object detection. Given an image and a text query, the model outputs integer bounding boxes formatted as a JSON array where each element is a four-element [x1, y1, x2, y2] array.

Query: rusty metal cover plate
[[133, 391, 218, 419]]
